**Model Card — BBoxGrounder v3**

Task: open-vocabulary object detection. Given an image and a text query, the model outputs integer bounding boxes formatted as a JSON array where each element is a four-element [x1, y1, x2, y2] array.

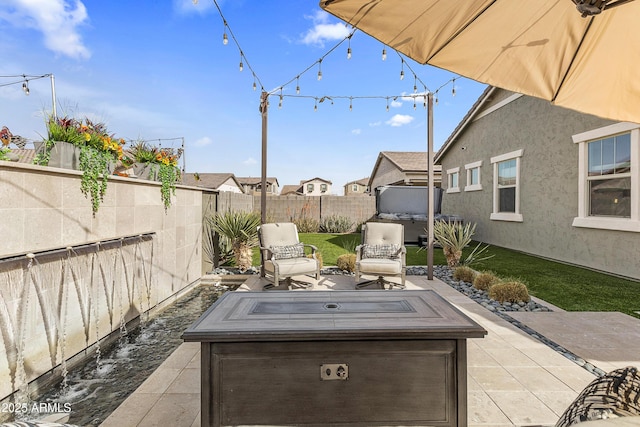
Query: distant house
[[299, 177, 332, 196], [344, 177, 370, 196], [435, 86, 639, 280], [279, 184, 303, 196], [182, 173, 244, 193], [368, 151, 441, 191], [236, 176, 279, 195]]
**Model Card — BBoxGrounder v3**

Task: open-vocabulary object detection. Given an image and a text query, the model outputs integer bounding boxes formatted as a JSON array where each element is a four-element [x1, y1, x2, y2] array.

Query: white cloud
[[0, 0, 91, 59], [173, 0, 213, 15], [300, 10, 350, 47], [194, 136, 212, 147], [351, 129, 361, 135], [243, 157, 257, 165], [390, 100, 403, 108], [386, 114, 414, 127], [369, 121, 381, 127]]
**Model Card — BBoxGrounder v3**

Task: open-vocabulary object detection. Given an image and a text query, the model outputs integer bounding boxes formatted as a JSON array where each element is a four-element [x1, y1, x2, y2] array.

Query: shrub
[[309, 252, 323, 269], [473, 271, 500, 291], [433, 221, 476, 268], [453, 265, 476, 283], [319, 215, 354, 233], [336, 253, 356, 272], [339, 235, 360, 253], [294, 217, 319, 233], [488, 280, 530, 303]]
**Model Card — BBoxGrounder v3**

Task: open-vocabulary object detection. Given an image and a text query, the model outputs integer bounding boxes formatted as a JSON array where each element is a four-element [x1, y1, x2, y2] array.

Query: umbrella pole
[[427, 93, 434, 280], [260, 91, 268, 225]]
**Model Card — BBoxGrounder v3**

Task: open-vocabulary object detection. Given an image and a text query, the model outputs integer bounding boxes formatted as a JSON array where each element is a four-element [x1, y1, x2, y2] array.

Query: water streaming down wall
[[0, 234, 155, 404]]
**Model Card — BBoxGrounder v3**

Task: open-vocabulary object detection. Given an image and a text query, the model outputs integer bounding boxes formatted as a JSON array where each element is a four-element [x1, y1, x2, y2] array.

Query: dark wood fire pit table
[[183, 290, 487, 427]]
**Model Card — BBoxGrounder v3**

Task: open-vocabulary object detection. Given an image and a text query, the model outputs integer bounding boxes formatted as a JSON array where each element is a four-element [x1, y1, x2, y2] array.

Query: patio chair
[[258, 222, 320, 290], [355, 222, 406, 290], [555, 366, 640, 427]]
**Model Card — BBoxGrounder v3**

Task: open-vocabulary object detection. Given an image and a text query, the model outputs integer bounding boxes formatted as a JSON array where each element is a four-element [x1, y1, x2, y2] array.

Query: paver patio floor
[[101, 273, 640, 427]]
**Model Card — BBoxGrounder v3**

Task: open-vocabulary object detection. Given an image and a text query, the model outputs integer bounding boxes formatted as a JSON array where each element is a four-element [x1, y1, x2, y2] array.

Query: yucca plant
[[208, 211, 261, 272], [433, 221, 477, 268]]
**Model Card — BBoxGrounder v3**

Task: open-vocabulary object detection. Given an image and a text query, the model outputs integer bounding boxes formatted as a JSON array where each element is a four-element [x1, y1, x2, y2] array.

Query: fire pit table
[[183, 290, 486, 427]]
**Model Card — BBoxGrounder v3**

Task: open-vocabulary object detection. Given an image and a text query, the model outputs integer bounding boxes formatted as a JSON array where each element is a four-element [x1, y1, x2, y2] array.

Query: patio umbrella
[[320, 0, 640, 124]]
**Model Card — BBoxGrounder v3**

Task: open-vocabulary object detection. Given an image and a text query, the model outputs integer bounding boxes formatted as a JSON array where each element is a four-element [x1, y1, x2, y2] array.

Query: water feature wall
[[0, 162, 204, 402]]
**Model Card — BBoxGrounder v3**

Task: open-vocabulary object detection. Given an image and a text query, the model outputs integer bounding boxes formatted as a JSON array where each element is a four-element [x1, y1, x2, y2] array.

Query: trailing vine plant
[[79, 145, 114, 215], [157, 161, 180, 211]]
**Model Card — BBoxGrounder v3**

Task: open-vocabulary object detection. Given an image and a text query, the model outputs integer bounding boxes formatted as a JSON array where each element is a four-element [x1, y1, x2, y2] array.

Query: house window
[[307, 183, 314, 193], [352, 184, 359, 192], [446, 167, 460, 193], [490, 150, 523, 222], [572, 123, 640, 232], [320, 184, 328, 193], [464, 160, 482, 191]]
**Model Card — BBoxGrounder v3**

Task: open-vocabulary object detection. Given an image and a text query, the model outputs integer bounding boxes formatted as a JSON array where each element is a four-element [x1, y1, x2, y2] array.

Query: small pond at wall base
[[4, 282, 236, 426]]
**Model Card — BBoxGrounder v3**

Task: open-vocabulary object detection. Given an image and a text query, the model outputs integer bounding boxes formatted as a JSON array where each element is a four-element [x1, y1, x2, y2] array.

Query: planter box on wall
[[132, 162, 159, 181], [48, 141, 82, 170]]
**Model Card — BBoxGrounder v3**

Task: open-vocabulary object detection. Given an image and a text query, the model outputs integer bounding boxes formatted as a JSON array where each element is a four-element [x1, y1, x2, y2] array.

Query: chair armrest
[[259, 246, 274, 261], [355, 244, 364, 262], [302, 244, 317, 255]]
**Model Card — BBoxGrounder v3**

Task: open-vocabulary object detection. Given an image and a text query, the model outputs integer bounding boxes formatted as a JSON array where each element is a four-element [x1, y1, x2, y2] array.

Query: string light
[[382, 47, 387, 61], [349, 97, 353, 111], [414, 76, 418, 93], [347, 34, 352, 59], [222, 21, 229, 45], [317, 59, 323, 81], [253, 79, 257, 91], [314, 98, 318, 111], [22, 80, 29, 95], [386, 97, 389, 112], [239, 52, 244, 72], [296, 76, 300, 94], [399, 59, 404, 80], [452, 78, 456, 97]]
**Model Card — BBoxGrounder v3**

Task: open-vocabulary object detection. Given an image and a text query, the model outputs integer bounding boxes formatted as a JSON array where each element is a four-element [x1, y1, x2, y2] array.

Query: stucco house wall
[[369, 157, 407, 190], [438, 89, 640, 280]]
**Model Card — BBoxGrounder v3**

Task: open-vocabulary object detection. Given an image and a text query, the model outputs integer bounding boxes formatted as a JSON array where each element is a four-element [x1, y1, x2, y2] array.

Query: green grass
[[253, 234, 640, 318]]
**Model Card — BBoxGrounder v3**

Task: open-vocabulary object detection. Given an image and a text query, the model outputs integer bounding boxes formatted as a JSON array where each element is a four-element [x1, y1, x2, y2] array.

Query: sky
[[0, 0, 487, 195]]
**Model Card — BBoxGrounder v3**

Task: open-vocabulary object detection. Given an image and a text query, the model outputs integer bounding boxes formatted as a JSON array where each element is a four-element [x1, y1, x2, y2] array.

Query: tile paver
[[101, 273, 639, 427]]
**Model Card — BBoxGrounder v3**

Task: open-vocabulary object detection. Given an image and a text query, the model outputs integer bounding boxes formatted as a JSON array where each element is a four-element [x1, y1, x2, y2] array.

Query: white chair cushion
[[357, 258, 402, 275], [265, 257, 317, 276]]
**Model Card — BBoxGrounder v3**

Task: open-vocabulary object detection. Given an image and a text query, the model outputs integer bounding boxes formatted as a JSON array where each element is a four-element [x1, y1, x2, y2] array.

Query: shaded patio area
[[101, 273, 640, 427]]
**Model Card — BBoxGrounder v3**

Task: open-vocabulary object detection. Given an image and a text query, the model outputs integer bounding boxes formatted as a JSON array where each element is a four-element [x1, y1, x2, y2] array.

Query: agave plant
[[433, 221, 477, 268], [207, 211, 261, 272]]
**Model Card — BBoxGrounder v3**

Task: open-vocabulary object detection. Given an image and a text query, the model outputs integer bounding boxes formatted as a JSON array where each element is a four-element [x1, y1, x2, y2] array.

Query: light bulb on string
[[222, 21, 229, 45], [413, 76, 418, 93], [317, 60, 323, 81], [252, 78, 257, 91], [239, 52, 244, 72], [435, 92, 439, 106], [279, 95, 283, 109], [22, 81, 29, 95], [349, 97, 353, 111], [296, 76, 300, 94], [423, 95, 427, 109], [382, 48, 387, 61], [413, 97, 416, 110], [386, 97, 389, 112], [347, 35, 352, 59], [314, 98, 318, 112], [452, 78, 456, 97]]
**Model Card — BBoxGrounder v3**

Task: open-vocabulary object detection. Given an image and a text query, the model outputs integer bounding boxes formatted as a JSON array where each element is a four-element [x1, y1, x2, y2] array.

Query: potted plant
[[125, 140, 181, 210], [35, 115, 125, 216]]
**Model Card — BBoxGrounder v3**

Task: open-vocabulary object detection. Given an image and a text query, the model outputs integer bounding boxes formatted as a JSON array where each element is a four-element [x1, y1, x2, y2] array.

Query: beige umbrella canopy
[[320, 0, 640, 124]]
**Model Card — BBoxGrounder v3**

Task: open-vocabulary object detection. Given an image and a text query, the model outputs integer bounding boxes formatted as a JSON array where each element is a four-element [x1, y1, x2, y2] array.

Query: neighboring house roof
[[280, 184, 303, 195], [6, 149, 37, 164], [236, 176, 279, 186], [345, 177, 369, 186], [435, 86, 498, 164], [300, 177, 332, 185], [368, 151, 441, 188], [182, 172, 243, 192]]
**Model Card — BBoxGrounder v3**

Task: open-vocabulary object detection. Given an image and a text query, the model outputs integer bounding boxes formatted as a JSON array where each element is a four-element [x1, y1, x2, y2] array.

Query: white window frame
[[307, 183, 314, 193], [320, 183, 328, 193], [572, 123, 640, 232], [490, 149, 523, 222], [446, 167, 460, 193], [464, 160, 483, 192], [352, 184, 358, 192]]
